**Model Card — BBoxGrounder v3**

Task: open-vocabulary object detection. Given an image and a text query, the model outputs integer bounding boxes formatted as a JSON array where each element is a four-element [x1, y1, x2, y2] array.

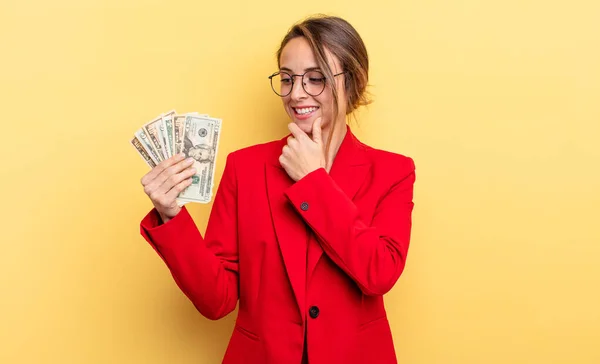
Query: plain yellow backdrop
[[1, 0, 599, 363]]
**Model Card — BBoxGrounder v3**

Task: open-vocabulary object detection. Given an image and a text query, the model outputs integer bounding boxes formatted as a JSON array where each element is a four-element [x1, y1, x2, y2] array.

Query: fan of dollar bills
[[131, 110, 222, 205]]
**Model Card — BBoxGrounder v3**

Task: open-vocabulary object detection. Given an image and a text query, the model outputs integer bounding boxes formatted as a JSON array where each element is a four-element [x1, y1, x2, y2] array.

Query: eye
[[278, 72, 293, 84], [306, 71, 326, 84]]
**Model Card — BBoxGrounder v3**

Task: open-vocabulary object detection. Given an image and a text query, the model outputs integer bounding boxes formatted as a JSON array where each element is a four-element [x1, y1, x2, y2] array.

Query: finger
[[312, 117, 323, 145], [150, 166, 196, 206], [144, 158, 194, 196], [143, 152, 186, 185], [278, 154, 288, 169], [155, 165, 197, 197], [164, 175, 194, 203], [141, 153, 186, 186], [158, 157, 195, 182], [286, 136, 298, 149], [288, 122, 310, 142]]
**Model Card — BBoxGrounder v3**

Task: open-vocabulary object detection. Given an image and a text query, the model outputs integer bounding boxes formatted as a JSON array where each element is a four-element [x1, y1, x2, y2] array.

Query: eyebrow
[[280, 66, 321, 73]]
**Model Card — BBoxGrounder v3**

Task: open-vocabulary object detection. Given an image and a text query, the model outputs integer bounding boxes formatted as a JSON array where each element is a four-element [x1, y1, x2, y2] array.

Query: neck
[[322, 120, 347, 171]]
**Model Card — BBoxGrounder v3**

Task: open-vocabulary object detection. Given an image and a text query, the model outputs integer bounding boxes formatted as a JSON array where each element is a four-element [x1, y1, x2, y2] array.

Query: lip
[[292, 106, 319, 120]]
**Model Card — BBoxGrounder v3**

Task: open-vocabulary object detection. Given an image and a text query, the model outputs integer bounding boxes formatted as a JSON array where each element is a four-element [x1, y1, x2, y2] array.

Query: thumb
[[312, 117, 323, 145]]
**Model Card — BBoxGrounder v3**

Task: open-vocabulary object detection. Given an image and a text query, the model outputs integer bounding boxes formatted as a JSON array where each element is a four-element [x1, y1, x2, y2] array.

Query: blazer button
[[309, 306, 319, 319], [300, 202, 309, 211]]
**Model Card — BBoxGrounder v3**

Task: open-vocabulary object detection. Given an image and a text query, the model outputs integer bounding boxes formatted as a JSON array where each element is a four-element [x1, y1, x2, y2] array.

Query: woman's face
[[278, 37, 347, 135]]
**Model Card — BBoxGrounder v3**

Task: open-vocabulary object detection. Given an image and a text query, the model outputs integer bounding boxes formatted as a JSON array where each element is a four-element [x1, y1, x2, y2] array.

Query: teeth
[[296, 107, 317, 115]]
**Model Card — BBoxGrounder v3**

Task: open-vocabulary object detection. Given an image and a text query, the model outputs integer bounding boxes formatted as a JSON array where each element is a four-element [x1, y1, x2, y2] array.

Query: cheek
[[315, 95, 335, 119], [282, 98, 292, 113]]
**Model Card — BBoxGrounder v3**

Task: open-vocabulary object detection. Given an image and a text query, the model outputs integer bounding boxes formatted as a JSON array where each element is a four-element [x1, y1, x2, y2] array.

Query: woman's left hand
[[279, 118, 326, 182]]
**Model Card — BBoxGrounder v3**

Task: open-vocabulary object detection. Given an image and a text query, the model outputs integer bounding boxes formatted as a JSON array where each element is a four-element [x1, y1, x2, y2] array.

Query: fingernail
[[179, 153, 186, 158], [190, 168, 197, 174], [186, 157, 194, 163]]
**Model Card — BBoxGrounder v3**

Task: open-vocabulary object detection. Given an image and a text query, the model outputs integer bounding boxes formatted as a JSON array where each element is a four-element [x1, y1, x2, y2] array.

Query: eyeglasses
[[268, 70, 345, 97]]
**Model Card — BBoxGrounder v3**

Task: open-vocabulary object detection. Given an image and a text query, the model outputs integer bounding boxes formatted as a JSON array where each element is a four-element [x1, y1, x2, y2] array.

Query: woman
[[139, 15, 416, 364]]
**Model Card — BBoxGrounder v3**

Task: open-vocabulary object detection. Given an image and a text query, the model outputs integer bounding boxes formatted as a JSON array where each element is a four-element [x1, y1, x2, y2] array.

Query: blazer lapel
[[265, 140, 308, 317], [306, 126, 371, 281], [265, 126, 371, 316]]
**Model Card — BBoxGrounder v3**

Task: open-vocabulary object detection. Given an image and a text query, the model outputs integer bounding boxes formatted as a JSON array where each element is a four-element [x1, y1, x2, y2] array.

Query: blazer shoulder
[[360, 142, 415, 179], [225, 138, 282, 168]]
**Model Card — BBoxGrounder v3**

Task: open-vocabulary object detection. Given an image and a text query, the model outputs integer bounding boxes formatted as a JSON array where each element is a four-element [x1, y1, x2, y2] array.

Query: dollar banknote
[[172, 112, 207, 155], [130, 136, 157, 168], [133, 128, 161, 165], [160, 110, 176, 159], [143, 115, 168, 161], [172, 114, 187, 156], [177, 115, 221, 204], [131, 110, 221, 205]]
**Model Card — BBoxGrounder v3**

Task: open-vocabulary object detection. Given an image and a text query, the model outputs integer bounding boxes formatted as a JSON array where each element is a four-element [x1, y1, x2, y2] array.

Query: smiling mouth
[[292, 106, 319, 116]]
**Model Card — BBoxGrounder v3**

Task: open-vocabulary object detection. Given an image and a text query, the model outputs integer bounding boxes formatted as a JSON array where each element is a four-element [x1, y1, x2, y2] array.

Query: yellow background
[[1, 0, 599, 363]]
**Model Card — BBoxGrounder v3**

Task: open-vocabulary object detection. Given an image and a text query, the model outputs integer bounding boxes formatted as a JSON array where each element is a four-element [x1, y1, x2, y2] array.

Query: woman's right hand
[[141, 153, 196, 223]]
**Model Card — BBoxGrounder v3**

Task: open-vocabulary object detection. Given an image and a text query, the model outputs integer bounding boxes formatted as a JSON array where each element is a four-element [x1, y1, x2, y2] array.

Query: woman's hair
[[276, 15, 372, 154]]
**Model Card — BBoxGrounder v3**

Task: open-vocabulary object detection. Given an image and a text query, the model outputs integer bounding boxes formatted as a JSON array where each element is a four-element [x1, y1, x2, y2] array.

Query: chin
[[292, 119, 315, 133]]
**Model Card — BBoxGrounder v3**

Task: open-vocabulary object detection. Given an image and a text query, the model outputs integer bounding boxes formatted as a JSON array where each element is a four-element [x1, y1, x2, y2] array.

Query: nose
[[290, 76, 308, 101]]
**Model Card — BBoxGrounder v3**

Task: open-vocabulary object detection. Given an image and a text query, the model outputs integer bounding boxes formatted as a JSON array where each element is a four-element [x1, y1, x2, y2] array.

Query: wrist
[[158, 211, 171, 225]]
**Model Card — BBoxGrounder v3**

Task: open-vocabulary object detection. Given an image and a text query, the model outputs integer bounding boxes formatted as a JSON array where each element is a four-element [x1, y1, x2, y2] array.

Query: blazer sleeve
[[139, 152, 239, 320], [284, 156, 416, 296]]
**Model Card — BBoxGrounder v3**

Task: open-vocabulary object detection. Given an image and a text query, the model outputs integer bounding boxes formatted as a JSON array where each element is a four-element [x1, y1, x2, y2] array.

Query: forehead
[[279, 36, 341, 72]]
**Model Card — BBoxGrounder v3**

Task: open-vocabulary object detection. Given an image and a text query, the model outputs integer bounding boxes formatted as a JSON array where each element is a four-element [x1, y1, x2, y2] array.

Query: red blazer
[[140, 125, 416, 364]]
